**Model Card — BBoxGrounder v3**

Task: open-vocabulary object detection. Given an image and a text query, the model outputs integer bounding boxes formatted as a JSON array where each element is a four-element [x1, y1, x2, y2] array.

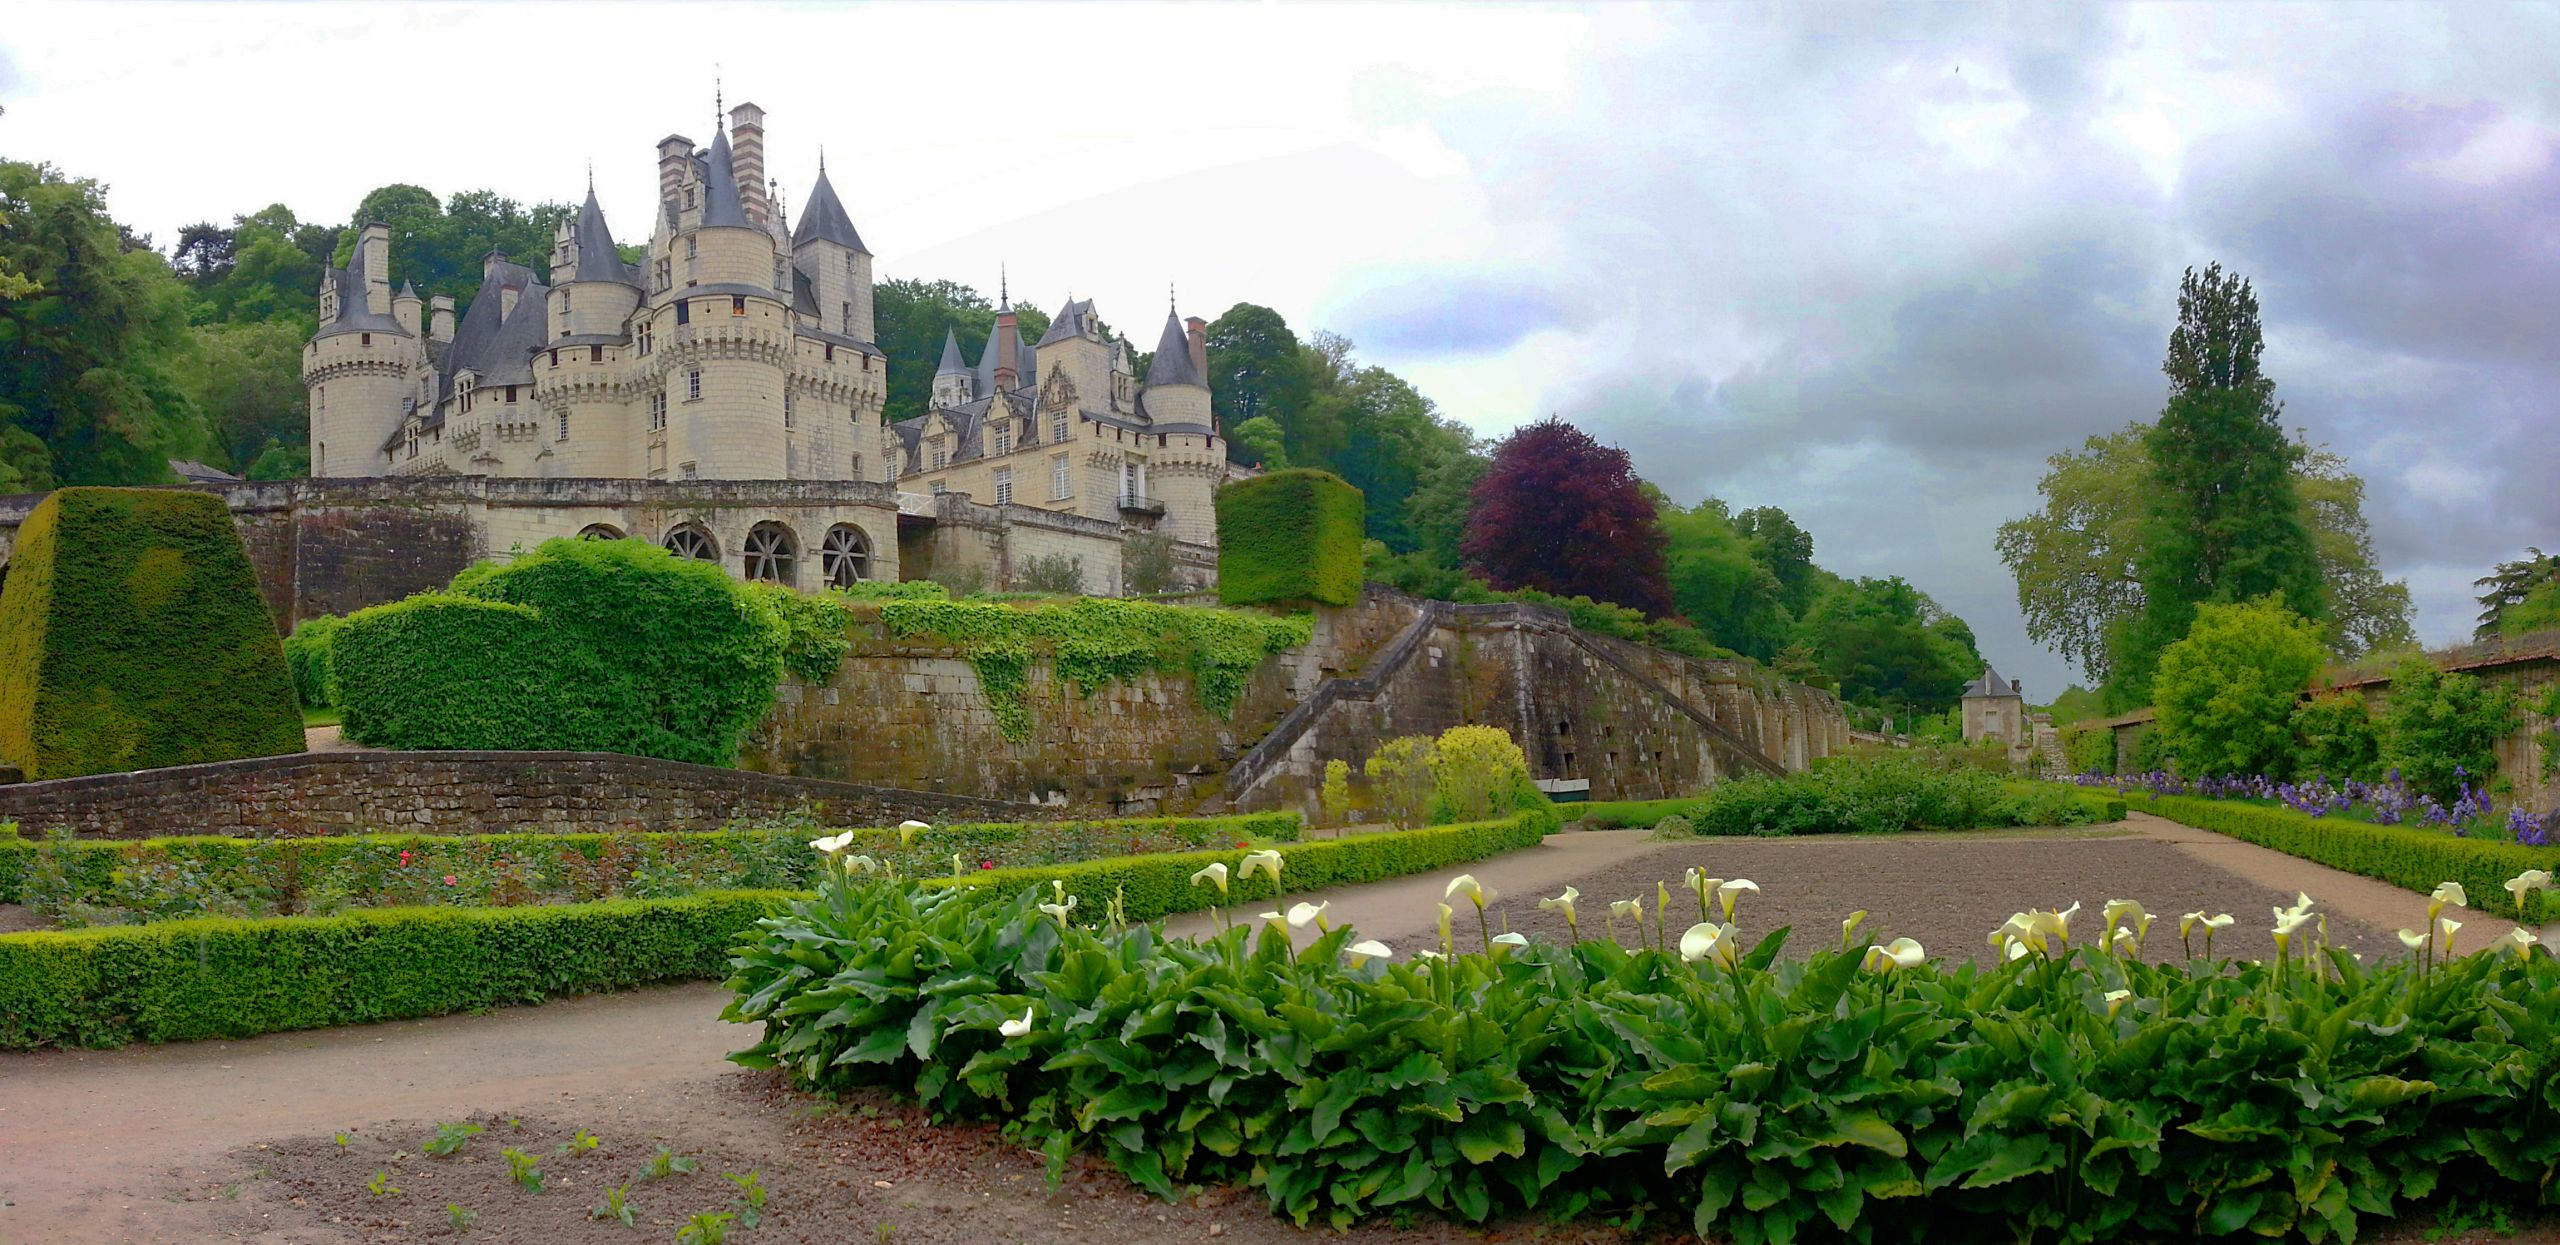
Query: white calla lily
[[1190, 862, 1230, 895], [1537, 886, 1581, 931], [1037, 893, 1079, 924], [2499, 927, 2540, 960], [2504, 869, 2554, 917], [1238, 849, 1284, 885], [2179, 911, 2205, 940], [1678, 921, 1739, 968], [1255, 910, 1288, 928], [1489, 931, 1530, 952], [2103, 989, 2132, 1019], [1609, 898, 1645, 921], [1444, 874, 1496, 908], [897, 819, 931, 846], [809, 831, 857, 855], [2437, 916, 2462, 957], [1715, 879, 1759, 922], [998, 1006, 1036, 1038], [2429, 882, 2468, 925], [1346, 939, 1393, 968], [1860, 937, 1925, 972], [843, 853, 882, 876], [1286, 900, 1331, 931], [2397, 928, 2428, 951]]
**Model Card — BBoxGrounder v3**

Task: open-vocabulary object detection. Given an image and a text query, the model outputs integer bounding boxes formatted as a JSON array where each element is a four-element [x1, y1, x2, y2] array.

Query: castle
[[299, 101, 1226, 593]]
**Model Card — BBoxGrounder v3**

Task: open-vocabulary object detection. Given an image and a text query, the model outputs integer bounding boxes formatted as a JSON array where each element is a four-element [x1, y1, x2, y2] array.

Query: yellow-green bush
[[281, 613, 342, 708], [1215, 469, 1365, 607], [2144, 794, 2557, 923], [0, 892, 789, 1049], [0, 487, 301, 779]]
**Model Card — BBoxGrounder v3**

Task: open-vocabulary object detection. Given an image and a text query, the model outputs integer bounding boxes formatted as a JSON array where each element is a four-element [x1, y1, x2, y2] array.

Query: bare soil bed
[[1477, 831, 2412, 964]]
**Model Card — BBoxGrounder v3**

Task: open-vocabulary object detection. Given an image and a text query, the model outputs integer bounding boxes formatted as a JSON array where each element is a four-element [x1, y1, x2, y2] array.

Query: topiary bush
[[334, 595, 618, 753], [0, 487, 302, 779], [1215, 469, 1364, 607], [281, 613, 342, 709]]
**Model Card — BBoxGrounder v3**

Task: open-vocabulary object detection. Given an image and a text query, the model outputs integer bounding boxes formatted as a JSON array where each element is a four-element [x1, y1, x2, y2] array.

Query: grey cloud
[[1335, 270, 1574, 356]]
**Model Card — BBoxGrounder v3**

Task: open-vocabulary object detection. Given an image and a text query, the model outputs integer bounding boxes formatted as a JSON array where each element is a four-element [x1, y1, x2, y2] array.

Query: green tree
[[2289, 691, 2381, 782], [2113, 264, 2326, 707], [2150, 596, 2327, 778], [1998, 425, 2412, 688], [2498, 580, 2560, 638], [334, 185, 572, 313], [181, 320, 307, 469], [1660, 497, 1791, 659], [1204, 303, 1311, 465], [1402, 445, 1487, 571], [2474, 548, 2560, 638], [1228, 415, 1288, 469], [2378, 658, 2519, 803], [1794, 576, 1973, 712], [0, 160, 207, 487], [1734, 506, 1821, 616]]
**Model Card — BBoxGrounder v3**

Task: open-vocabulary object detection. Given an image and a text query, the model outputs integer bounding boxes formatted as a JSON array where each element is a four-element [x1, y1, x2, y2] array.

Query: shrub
[[2141, 794, 2558, 923], [335, 595, 619, 753], [0, 891, 789, 1049], [1649, 814, 1694, 837], [1319, 759, 1351, 828], [2378, 658, 2520, 803], [1013, 553, 1085, 596], [2061, 723, 2115, 775], [1571, 797, 1712, 829], [282, 614, 343, 709], [0, 487, 302, 779], [1681, 751, 2117, 837], [920, 811, 1552, 923], [1362, 735, 1437, 830], [743, 582, 852, 684], [1215, 469, 1364, 607], [1123, 531, 1176, 596], [834, 580, 950, 603], [1427, 725, 1544, 825], [728, 870, 2560, 1242], [2289, 691, 2381, 782], [2152, 596, 2327, 779]]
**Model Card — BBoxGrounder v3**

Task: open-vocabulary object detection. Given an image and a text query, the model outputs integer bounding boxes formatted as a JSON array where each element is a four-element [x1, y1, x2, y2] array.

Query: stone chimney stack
[[2010, 679, 2022, 695], [392, 283, 422, 336], [1184, 316, 1208, 380], [729, 102, 770, 226], [657, 134, 694, 207], [994, 304, 1019, 390], [360, 221, 392, 314], [429, 295, 456, 342]]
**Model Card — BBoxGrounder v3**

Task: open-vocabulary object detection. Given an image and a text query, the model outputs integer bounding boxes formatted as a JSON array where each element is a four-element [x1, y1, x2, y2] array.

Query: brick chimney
[[1184, 316, 1208, 380], [994, 304, 1019, 390], [729, 102, 770, 226], [429, 294, 455, 342], [2010, 679, 2022, 695], [657, 134, 694, 208]]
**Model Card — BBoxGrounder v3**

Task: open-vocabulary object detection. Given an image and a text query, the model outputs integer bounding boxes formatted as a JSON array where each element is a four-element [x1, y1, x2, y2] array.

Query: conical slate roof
[[312, 235, 408, 340], [791, 165, 868, 253], [935, 328, 968, 376], [1142, 308, 1203, 388], [572, 189, 633, 284], [1037, 297, 1095, 347], [701, 128, 749, 228]]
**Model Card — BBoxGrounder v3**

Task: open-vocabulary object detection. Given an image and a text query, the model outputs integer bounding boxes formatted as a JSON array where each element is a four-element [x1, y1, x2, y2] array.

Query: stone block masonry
[[0, 750, 1037, 840]]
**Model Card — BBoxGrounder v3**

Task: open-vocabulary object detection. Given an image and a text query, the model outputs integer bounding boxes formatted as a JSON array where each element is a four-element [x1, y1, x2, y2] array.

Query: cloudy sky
[[5, 2, 2553, 696]]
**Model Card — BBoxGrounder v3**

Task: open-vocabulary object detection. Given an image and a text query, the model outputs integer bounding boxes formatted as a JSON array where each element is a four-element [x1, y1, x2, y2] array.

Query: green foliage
[[744, 582, 852, 684], [1362, 735, 1437, 831], [638, 1145, 697, 1181], [337, 538, 801, 765], [2473, 547, 2560, 639], [0, 813, 1301, 912], [1426, 725, 1545, 825], [333, 184, 572, 311], [677, 1211, 735, 1245], [2290, 692, 2382, 782], [1319, 759, 1351, 828], [446, 1204, 477, 1234], [501, 1146, 545, 1192], [2141, 795, 2558, 923], [914, 813, 1551, 925], [1569, 797, 1714, 830], [1122, 531, 1177, 596], [2378, 659, 2520, 803], [872, 278, 1054, 421], [1013, 552, 1086, 596], [0, 487, 301, 779], [1361, 546, 1738, 661], [877, 596, 1308, 741], [2151, 597, 2327, 778], [1662, 499, 1792, 661], [366, 1170, 400, 1197], [729, 866, 2560, 1241], [591, 1183, 634, 1225], [280, 614, 342, 708], [834, 580, 950, 603], [1676, 752, 2122, 837], [423, 1121, 484, 1157], [2061, 724, 2117, 775], [1215, 469, 1365, 607], [722, 1169, 767, 1228], [1795, 576, 1978, 713], [0, 891, 790, 1049]]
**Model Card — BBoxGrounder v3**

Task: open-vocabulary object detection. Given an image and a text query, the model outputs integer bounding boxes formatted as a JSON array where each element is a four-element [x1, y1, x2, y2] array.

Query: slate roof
[[973, 316, 1035, 397], [1142, 309, 1203, 388], [311, 236, 409, 340], [1964, 666, 2022, 700], [700, 128, 749, 229], [169, 459, 241, 484], [431, 259, 550, 413], [791, 165, 868, 253], [888, 392, 1033, 474], [571, 189, 635, 285], [935, 328, 968, 376], [1037, 297, 1097, 347]]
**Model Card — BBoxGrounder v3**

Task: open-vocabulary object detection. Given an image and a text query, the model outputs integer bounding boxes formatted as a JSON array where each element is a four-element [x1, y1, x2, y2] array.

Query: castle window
[[638, 323, 653, 355], [849, 452, 863, 480], [649, 391, 668, 430], [840, 302, 851, 335], [929, 438, 948, 471], [824, 344, 834, 362], [993, 425, 1012, 456], [549, 349, 559, 367], [743, 522, 798, 586], [686, 236, 698, 259], [590, 345, 603, 362], [783, 392, 795, 429], [505, 386, 518, 403], [820, 524, 869, 587], [731, 295, 746, 316], [845, 254, 855, 276], [557, 411, 569, 442], [654, 259, 671, 292], [562, 288, 572, 313], [1050, 411, 1068, 443], [930, 480, 947, 496], [686, 369, 702, 401], [361, 333, 371, 346], [992, 467, 1013, 506], [317, 386, 326, 412], [1051, 454, 1070, 499], [676, 301, 690, 325], [684, 187, 696, 210], [663, 521, 715, 560], [680, 461, 699, 480]]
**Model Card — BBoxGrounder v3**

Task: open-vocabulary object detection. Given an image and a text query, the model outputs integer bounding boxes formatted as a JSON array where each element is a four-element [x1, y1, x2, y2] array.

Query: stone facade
[[0, 750, 1038, 840]]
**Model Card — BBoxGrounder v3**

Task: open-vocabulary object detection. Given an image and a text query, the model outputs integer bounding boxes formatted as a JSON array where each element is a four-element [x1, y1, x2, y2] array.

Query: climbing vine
[[878, 597, 1312, 741]]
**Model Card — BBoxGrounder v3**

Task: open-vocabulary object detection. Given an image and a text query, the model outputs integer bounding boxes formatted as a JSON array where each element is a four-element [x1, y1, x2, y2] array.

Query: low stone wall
[[0, 750, 1038, 840]]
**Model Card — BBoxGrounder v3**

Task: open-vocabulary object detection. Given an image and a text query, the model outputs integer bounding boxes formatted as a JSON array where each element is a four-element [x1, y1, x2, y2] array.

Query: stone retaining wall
[[0, 750, 1037, 840]]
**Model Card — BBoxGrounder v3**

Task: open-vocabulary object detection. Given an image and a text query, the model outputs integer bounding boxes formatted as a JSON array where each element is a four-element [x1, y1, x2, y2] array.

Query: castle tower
[[539, 188, 645, 476], [302, 225, 417, 478], [791, 158, 873, 343], [391, 280, 421, 336], [650, 123, 792, 479], [1034, 298, 1109, 422], [1137, 306, 1224, 544], [931, 329, 974, 410]]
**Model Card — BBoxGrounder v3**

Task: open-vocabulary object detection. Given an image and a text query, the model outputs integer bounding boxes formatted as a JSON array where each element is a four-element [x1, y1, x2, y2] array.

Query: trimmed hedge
[[1573, 786, 2124, 834], [0, 891, 790, 1049], [0, 487, 301, 779], [0, 812, 1305, 907], [335, 595, 618, 752], [281, 613, 342, 708], [923, 810, 1555, 922], [1215, 469, 1364, 607], [2143, 794, 2560, 923], [1571, 797, 1713, 829]]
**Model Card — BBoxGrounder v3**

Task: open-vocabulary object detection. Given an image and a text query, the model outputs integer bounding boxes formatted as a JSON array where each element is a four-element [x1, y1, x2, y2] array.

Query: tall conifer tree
[[2107, 264, 2326, 707]]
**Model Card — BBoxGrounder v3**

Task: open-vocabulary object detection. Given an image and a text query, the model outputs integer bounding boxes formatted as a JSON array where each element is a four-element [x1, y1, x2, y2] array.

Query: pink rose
[[443, 875, 457, 886]]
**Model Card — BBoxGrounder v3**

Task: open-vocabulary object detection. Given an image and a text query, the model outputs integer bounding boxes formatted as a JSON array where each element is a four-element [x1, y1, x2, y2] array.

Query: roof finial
[[999, 262, 1008, 309], [586, 158, 594, 192], [1169, 280, 1177, 314], [817, 144, 826, 174], [715, 69, 724, 131]]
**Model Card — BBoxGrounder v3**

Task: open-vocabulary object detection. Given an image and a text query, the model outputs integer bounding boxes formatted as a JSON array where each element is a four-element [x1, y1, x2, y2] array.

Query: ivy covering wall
[[878, 597, 1311, 741], [0, 487, 301, 779], [1215, 469, 1365, 607]]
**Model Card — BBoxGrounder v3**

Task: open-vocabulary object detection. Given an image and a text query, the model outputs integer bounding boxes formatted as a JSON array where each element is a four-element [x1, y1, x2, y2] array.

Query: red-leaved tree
[[1460, 417, 1674, 616]]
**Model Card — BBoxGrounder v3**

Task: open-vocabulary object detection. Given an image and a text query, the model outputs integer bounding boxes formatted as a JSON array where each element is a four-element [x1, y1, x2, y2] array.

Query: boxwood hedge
[[335, 594, 619, 752], [0, 487, 302, 779], [0, 891, 790, 1049], [2141, 794, 2559, 923], [281, 613, 341, 708], [1214, 469, 1364, 607]]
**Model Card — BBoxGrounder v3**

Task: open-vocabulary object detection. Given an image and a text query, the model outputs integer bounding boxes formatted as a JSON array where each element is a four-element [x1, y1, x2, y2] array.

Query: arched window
[[820, 524, 870, 589], [663, 523, 718, 562], [743, 522, 798, 585], [576, 524, 625, 541]]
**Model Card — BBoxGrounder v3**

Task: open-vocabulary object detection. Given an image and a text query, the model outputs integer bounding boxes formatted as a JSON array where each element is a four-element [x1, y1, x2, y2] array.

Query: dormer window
[[993, 425, 1012, 455], [686, 237, 698, 259], [684, 187, 696, 209]]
